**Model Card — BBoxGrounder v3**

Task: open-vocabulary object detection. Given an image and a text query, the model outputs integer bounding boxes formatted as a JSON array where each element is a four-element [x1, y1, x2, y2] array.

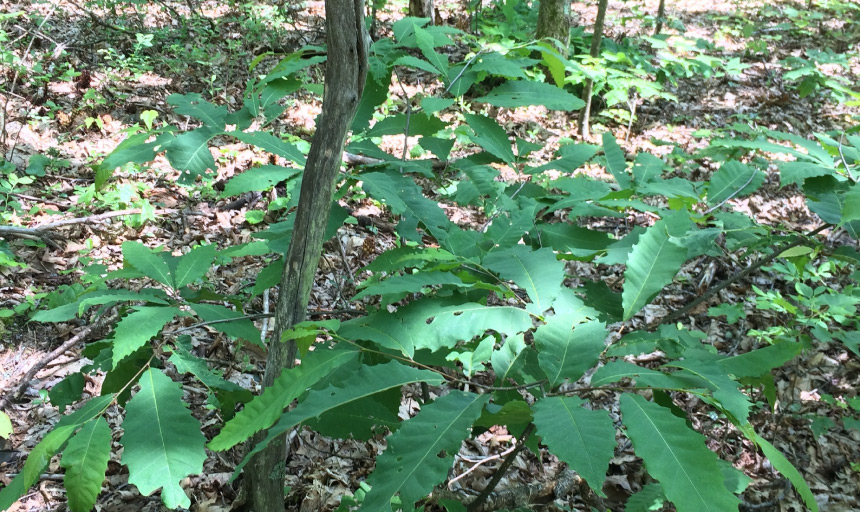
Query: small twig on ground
[[260, 289, 271, 345], [0, 312, 119, 409], [466, 423, 535, 512], [449, 440, 518, 490]]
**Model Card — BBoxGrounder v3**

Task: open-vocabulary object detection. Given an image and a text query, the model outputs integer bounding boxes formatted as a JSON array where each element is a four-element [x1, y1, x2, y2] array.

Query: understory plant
[[4, 16, 860, 512]]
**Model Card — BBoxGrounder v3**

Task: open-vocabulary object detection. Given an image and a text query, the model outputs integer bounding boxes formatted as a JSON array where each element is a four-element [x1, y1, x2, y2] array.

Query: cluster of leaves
[[4, 13, 860, 512]]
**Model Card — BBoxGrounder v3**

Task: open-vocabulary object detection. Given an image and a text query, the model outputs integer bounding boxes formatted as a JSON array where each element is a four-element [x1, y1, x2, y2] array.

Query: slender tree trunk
[[536, 0, 571, 55], [242, 0, 368, 510], [654, 0, 666, 35], [578, 0, 609, 141], [409, 0, 435, 22]]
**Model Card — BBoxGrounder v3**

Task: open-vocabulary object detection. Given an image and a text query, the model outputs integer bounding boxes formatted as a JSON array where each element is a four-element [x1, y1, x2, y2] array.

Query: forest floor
[[1, 0, 859, 510]]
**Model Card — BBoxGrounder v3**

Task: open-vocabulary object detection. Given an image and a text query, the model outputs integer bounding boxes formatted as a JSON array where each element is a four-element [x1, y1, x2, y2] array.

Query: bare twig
[[650, 224, 831, 329], [449, 440, 518, 490], [466, 423, 536, 512], [0, 312, 119, 409]]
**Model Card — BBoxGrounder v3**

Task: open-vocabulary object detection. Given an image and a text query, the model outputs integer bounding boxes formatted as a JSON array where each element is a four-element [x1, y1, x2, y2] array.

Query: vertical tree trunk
[[242, 0, 368, 510], [578, 0, 608, 141], [536, 0, 571, 55], [409, 0, 435, 22], [654, 0, 666, 35]]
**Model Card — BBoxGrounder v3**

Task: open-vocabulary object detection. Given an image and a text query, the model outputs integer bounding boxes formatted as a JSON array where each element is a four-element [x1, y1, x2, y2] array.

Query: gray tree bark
[[241, 0, 368, 510], [409, 0, 435, 22], [578, 0, 609, 140], [536, 0, 571, 55]]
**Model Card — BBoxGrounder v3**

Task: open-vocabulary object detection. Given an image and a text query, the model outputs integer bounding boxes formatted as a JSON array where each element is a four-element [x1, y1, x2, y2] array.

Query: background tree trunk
[[655, 0, 666, 35], [409, 0, 435, 22], [578, 0, 608, 140], [536, 0, 571, 54], [242, 0, 368, 510]]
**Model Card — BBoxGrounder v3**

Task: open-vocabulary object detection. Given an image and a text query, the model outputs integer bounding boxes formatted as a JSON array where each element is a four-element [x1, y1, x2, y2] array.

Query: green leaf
[[626, 483, 666, 512], [49, 373, 85, 411], [707, 161, 765, 205], [61, 418, 111, 512], [168, 345, 253, 401], [190, 303, 262, 346], [536, 320, 607, 388], [533, 397, 615, 496], [445, 336, 495, 377], [621, 221, 687, 320], [174, 244, 217, 288], [121, 369, 207, 509], [475, 81, 585, 111], [528, 143, 599, 174], [602, 133, 632, 189], [165, 126, 220, 184], [359, 391, 489, 512], [463, 113, 515, 164], [414, 25, 448, 77], [483, 245, 564, 313], [230, 130, 307, 165], [394, 55, 442, 75], [208, 345, 360, 451], [668, 360, 751, 422], [112, 306, 180, 366], [101, 132, 160, 170], [122, 241, 174, 288], [0, 425, 78, 510], [167, 93, 228, 128], [238, 362, 445, 473], [354, 270, 468, 302], [716, 342, 803, 378], [32, 288, 171, 323], [0, 410, 11, 438], [620, 394, 741, 512], [361, 171, 453, 243], [366, 113, 448, 138], [222, 165, 301, 197], [0, 395, 114, 511], [535, 223, 613, 259], [739, 425, 818, 512]]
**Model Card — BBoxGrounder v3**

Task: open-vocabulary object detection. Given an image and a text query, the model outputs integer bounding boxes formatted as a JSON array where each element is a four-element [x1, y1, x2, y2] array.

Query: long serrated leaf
[[414, 25, 448, 77], [122, 241, 174, 288], [667, 360, 751, 422], [621, 221, 687, 320], [353, 270, 468, 302], [167, 93, 228, 128], [190, 303, 262, 346], [707, 161, 765, 206], [602, 133, 632, 189], [208, 345, 360, 451], [739, 425, 818, 512], [620, 394, 740, 512], [31, 288, 170, 323], [0, 395, 114, 510], [463, 113, 515, 164], [237, 362, 444, 474], [165, 126, 220, 184], [716, 342, 803, 378], [230, 130, 306, 165], [174, 244, 217, 288], [0, 425, 78, 510], [533, 397, 615, 496], [361, 170, 452, 243], [536, 320, 607, 388], [121, 369, 207, 509], [483, 245, 564, 313], [61, 417, 111, 512], [475, 80, 585, 111], [359, 391, 488, 512], [221, 165, 301, 197], [112, 306, 180, 366]]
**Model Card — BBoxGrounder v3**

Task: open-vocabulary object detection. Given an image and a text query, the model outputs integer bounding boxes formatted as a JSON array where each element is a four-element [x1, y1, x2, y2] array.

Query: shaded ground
[[1, 0, 859, 510]]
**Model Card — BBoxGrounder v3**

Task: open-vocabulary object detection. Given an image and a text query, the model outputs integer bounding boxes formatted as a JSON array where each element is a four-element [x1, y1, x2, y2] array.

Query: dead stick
[[0, 312, 118, 409]]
